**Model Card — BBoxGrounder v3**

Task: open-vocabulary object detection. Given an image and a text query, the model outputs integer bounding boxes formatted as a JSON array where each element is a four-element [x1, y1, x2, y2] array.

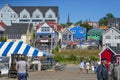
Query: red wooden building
[[99, 46, 120, 63]]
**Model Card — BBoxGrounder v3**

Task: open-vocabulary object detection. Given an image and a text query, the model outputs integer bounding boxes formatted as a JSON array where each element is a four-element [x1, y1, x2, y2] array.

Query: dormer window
[[23, 15, 27, 18], [45, 9, 55, 18], [36, 15, 40, 18], [48, 14, 53, 18]]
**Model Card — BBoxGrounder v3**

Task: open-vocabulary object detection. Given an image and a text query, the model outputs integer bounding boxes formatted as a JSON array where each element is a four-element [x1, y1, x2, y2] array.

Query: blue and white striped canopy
[[0, 41, 45, 57]]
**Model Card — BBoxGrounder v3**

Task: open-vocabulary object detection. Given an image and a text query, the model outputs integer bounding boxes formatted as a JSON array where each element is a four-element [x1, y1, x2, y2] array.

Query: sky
[[0, 0, 120, 24]]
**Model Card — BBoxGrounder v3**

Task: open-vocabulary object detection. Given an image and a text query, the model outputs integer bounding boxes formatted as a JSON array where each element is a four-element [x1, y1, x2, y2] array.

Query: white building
[[102, 27, 120, 47], [0, 4, 59, 26]]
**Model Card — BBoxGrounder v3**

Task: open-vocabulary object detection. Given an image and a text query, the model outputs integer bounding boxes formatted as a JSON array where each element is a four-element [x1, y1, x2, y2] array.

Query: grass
[[53, 49, 101, 63]]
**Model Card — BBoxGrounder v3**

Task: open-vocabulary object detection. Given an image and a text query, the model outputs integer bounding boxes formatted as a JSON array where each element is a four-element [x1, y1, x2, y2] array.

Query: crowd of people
[[79, 58, 120, 80], [79, 60, 99, 74], [6, 54, 120, 80]]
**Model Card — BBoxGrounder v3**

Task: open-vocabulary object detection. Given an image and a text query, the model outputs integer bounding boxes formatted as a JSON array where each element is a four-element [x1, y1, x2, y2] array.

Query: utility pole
[[50, 29, 53, 54]]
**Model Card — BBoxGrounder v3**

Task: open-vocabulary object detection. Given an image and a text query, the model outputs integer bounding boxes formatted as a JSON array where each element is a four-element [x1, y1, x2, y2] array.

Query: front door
[[117, 57, 120, 65]]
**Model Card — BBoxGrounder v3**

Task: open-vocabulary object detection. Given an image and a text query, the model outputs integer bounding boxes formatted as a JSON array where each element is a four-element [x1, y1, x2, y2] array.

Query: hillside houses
[[1, 3, 120, 55]]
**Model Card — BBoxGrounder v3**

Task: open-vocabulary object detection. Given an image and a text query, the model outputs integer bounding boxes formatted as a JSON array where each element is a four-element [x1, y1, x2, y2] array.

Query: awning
[[67, 41, 73, 45], [0, 41, 45, 57], [73, 42, 78, 45]]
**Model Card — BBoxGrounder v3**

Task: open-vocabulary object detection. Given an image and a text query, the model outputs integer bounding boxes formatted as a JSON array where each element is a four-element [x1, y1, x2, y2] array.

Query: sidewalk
[[0, 65, 97, 80]]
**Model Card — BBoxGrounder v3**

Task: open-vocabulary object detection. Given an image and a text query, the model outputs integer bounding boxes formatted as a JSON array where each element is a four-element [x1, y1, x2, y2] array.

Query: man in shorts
[[16, 56, 29, 80]]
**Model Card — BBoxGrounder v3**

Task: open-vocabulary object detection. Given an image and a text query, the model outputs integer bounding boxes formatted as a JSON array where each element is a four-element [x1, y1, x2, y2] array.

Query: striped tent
[[0, 41, 45, 57]]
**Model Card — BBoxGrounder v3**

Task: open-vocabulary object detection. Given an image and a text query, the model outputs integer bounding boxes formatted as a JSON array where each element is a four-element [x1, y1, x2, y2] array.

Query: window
[[8, 34, 21, 39], [39, 35, 42, 38], [48, 14, 53, 18], [48, 35, 51, 38], [105, 43, 111, 46], [69, 35, 71, 40], [117, 43, 120, 47], [36, 15, 39, 18], [62, 34, 67, 40], [71, 30, 76, 33], [105, 35, 111, 39], [115, 36, 120, 39], [41, 27, 50, 32], [1, 14, 3, 18], [79, 30, 84, 33], [11, 15, 12, 18], [23, 15, 27, 18], [14, 14, 16, 18]]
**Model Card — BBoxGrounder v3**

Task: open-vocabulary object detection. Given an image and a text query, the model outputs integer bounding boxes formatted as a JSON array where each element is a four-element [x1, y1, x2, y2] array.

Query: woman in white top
[[79, 61, 84, 72], [85, 61, 90, 74]]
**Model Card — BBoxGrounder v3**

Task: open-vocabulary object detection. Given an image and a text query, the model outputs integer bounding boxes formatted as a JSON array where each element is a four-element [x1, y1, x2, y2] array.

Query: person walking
[[16, 56, 29, 80], [79, 61, 84, 72], [93, 61, 98, 73], [85, 61, 90, 74], [96, 58, 108, 80]]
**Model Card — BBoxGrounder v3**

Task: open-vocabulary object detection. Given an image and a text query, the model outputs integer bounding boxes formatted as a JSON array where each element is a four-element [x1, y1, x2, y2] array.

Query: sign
[[40, 40, 48, 42]]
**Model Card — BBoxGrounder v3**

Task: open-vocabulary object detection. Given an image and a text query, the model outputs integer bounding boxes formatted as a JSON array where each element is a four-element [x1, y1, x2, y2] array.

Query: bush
[[53, 49, 100, 64]]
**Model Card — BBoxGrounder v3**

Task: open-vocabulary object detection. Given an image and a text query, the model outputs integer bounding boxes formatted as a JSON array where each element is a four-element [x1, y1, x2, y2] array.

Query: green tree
[[106, 13, 115, 19], [0, 35, 7, 42], [67, 22, 73, 27], [61, 23, 67, 28], [80, 22, 93, 32], [30, 32, 35, 46], [99, 13, 115, 26], [75, 20, 82, 26], [75, 20, 92, 32]]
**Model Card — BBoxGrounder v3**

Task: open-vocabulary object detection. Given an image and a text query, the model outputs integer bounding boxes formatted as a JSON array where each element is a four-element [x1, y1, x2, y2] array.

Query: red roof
[[36, 23, 44, 30], [0, 21, 6, 28], [36, 22, 61, 32]]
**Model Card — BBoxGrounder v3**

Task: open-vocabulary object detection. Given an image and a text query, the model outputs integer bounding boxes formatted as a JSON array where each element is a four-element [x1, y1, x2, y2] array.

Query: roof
[[0, 21, 6, 28], [36, 22, 61, 32], [62, 28, 72, 34], [0, 41, 45, 57], [108, 18, 120, 23], [87, 28, 104, 35], [70, 26, 86, 30], [99, 26, 108, 29], [99, 46, 120, 55], [11, 6, 58, 17], [109, 46, 120, 55], [103, 27, 120, 35], [0, 22, 6, 32], [4, 23, 33, 34]]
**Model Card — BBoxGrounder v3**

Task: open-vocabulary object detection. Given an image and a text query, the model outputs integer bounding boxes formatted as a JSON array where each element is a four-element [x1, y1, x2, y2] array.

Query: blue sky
[[0, 0, 120, 23]]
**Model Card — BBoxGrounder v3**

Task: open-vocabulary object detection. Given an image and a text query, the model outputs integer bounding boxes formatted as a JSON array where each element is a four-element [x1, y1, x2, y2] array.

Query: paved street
[[0, 65, 97, 80]]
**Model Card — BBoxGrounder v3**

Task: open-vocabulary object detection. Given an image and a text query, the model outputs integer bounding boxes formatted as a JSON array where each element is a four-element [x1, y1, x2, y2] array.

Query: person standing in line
[[16, 56, 29, 80], [96, 58, 108, 80], [79, 61, 84, 72]]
